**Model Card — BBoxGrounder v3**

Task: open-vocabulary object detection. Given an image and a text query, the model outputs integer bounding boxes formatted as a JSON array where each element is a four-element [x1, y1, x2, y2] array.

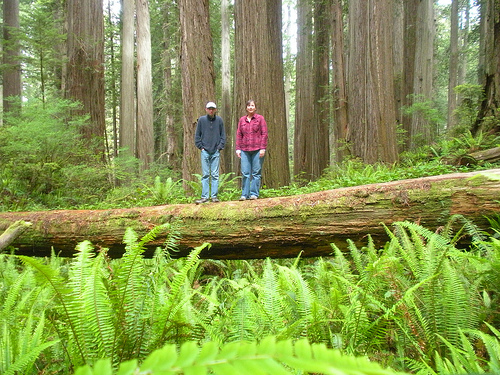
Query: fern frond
[[153, 243, 208, 345], [1, 312, 59, 375], [16, 254, 88, 364], [82, 251, 115, 360], [74, 336, 408, 375]]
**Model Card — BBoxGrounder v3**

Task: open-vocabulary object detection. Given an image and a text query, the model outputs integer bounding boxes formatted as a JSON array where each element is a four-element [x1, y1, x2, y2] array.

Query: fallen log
[[0, 220, 32, 252], [469, 147, 500, 163], [1, 169, 499, 259]]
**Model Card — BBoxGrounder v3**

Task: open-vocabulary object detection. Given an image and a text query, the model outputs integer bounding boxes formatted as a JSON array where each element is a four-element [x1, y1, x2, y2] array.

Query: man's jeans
[[201, 149, 220, 199], [241, 150, 264, 198]]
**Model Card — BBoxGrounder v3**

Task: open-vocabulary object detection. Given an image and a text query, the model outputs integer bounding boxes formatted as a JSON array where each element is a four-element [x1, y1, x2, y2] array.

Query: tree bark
[[136, 0, 154, 170], [294, 0, 315, 179], [448, 0, 460, 132], [1, 169, 499, 260], [313, 0, 331, 178], [234, 0, 290, 188], [331, 0, 348, 163], [0, 221, 32, 252], [473, 0, 500, 136], [65, 0, 106, 155], [411, 0, 435, 146], [220, 0, 233, 175], [347, 0, 399, 164], [179, 0, 216, 194], [468, 147, 500, 163], [120, 0, 136, 157]]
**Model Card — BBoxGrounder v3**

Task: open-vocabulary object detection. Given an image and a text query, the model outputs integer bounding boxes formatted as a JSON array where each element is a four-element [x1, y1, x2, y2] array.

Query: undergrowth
[[1, 218, 500, 374]]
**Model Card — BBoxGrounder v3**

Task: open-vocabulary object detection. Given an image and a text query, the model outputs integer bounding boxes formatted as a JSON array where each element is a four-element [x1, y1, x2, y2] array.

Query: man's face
[[206, 107, 216, 116]]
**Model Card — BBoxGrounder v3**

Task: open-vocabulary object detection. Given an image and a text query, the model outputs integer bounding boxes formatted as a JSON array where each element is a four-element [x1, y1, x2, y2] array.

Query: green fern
[[73, 336, 409, 375], [383, 221, 481, 361], [1, 313, 59, 375], [151, 243, 208, 346]]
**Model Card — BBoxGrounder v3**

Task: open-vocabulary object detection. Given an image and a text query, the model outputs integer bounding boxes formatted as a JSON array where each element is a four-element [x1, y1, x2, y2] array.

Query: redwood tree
[[65, 0, 106, 155], [473, 0, 500, 136], [120, 0, 136, 157], [400, 0, 435, 150], [234, 0, 290, 188], [331, 0, 348, 163], [346, 0, 398, 164], [293, 0, 315, 179], [179, 0, 216, 192], [136, 0, 154, 169]]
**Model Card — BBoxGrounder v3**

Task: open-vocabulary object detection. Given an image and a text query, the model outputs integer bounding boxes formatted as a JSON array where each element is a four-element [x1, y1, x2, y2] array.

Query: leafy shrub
[[0, 99, 112, 209]]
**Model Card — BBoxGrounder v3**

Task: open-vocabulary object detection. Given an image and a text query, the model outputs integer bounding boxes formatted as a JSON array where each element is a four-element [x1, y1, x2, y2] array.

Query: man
[[194, 101, 226, 204]]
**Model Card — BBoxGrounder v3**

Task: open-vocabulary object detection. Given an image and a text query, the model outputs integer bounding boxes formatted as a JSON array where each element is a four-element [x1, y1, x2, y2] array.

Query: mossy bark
[[1, 169, 500, 259]]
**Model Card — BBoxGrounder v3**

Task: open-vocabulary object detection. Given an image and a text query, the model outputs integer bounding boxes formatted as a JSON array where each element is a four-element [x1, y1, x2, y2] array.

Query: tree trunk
[[347, 0, 399, 164], [2, 169, 499, 260], [473, 0, 500, 136], [294, 0, 315, 180], [448, 0, 460, 132], [331, 0, 348, 163], [2, 0, 22, 120], [107, 0, 119, 158], [162, 4, 179, 169], [234, 0, 291, 188], [313, 0, 331, 178], [179, 0, 216, 194], [120, 0, 136, 157], [220, 0, 233, 175], [411, 0, 435, 147], [65, 0, 106, 155], [393, 0, 404, 132], [136, 0, 154, 170]]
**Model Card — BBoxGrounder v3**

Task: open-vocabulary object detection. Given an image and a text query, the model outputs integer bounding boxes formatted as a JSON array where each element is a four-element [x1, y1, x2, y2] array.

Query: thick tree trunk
[[347, 0, 399, 164], [120, 0, 136, 157], [448, 0, 460, 132], [294, 0, 315, 179], [331, 0, 348, 163], [1, 169, 499, 260], [66, 0, 106, 154], [220, 0, 233, 175], [136, 0, 154, 170], [179, 0, 216, 193], [473, 0, 500, 136], [234, 0, 290, 188]]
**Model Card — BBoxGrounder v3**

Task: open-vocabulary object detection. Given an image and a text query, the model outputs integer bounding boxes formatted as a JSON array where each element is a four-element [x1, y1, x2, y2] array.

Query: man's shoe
[[250, 195, 258, 200], [195, 198, 208, 204], [239, 196, 246, 201], [211, 197, 220, 203]]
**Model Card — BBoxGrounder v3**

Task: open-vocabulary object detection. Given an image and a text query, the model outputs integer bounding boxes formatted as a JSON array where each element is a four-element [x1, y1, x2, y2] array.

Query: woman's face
[[246, 101, 256, 114]]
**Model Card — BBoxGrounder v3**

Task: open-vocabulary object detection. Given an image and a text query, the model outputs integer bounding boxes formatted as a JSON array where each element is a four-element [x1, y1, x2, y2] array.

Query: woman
[[235, 100, 268, 200]]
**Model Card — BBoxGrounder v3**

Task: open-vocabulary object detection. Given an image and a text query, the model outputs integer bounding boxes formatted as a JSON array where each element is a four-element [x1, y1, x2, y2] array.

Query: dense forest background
[[1, 0, 499, 210], [2, 1, 500, 374]]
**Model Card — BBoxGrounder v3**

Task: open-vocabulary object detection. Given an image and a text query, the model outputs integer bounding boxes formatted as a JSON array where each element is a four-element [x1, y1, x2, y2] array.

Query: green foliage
[[73, 337, 407, 375], [144, 176, 185, 205], [402, 94, 446, 141], [2, 219, 500, 374], [450, 84, 484, 136], [0, 99, 112, 210]]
